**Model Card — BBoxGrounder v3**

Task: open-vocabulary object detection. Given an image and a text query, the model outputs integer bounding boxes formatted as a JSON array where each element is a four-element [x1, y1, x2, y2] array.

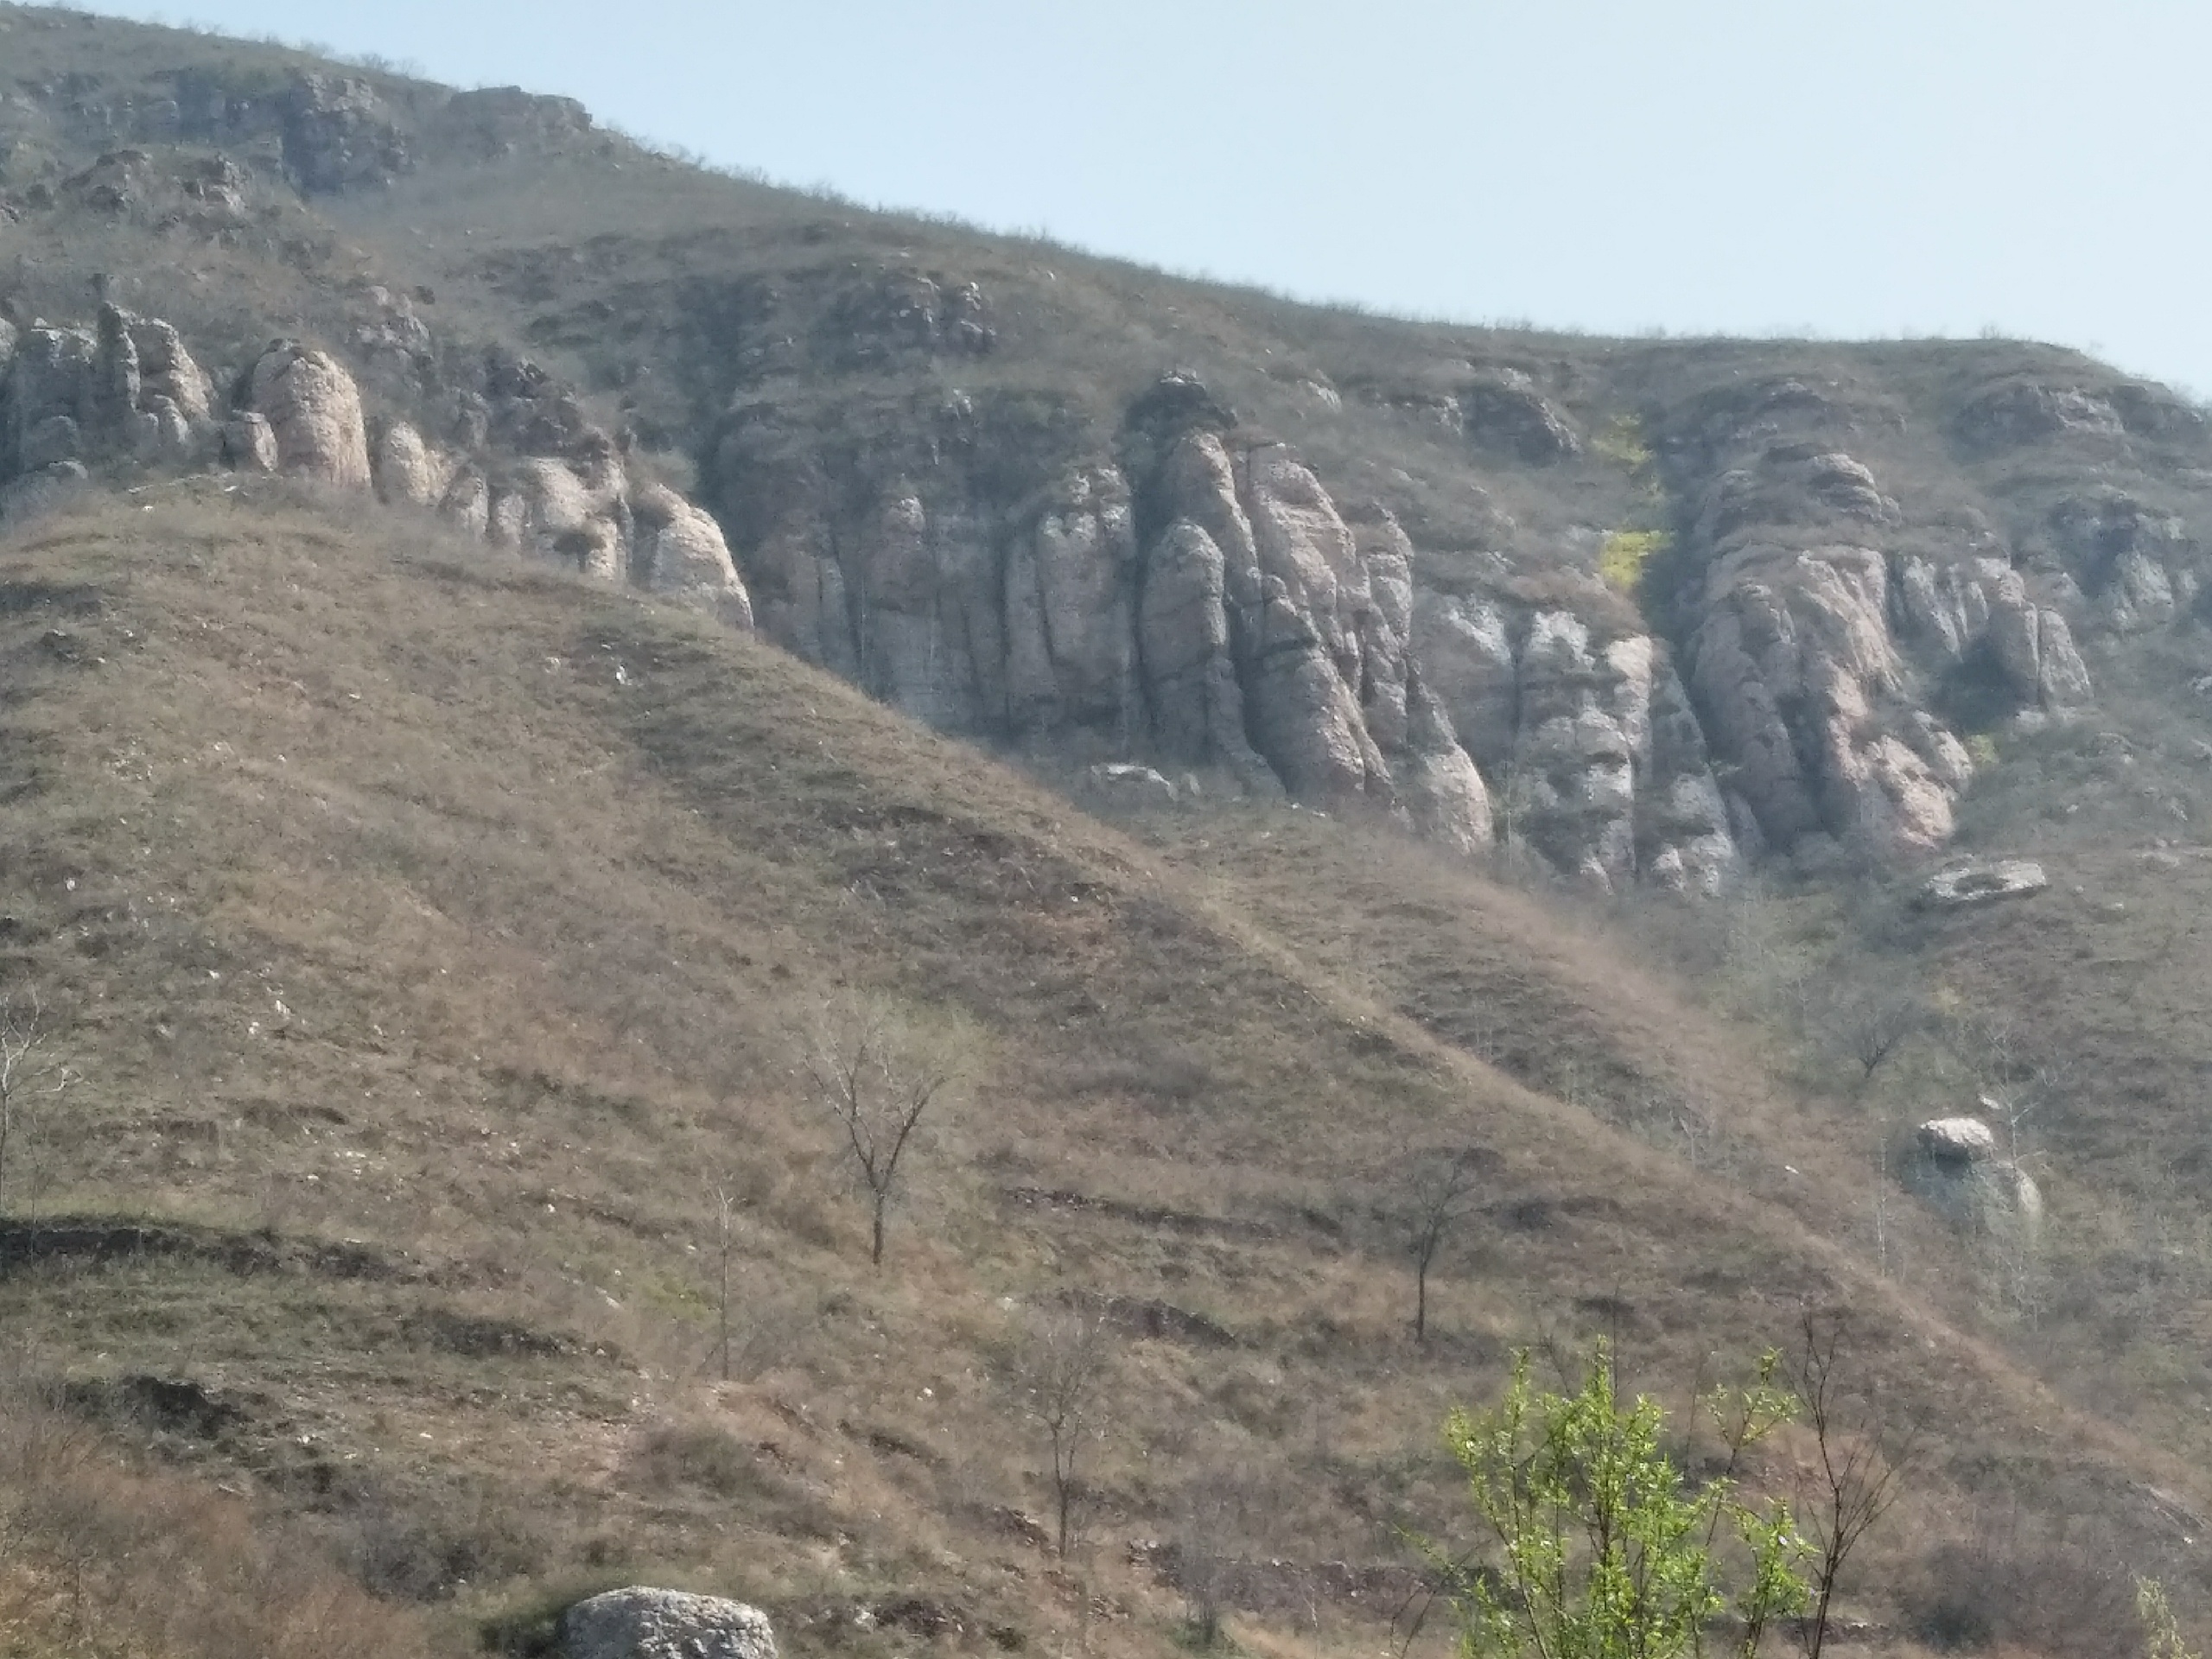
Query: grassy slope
[[0, 484, 2191, 1659]]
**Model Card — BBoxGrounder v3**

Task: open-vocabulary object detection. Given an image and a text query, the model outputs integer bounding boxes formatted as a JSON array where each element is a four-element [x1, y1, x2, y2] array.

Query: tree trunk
[[1414, 1260, 1428, 1344], [871, 1202, 886, 1268]]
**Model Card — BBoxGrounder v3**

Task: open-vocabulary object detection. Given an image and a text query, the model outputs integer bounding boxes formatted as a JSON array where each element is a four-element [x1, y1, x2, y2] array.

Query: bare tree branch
[[0, 991, 71, 1216], [1789, 1310, 1919, 1659], [1013, 1303, 1114, 1557], [1391, 1147, 1485, 1345], [798, 995, 953, 1268]]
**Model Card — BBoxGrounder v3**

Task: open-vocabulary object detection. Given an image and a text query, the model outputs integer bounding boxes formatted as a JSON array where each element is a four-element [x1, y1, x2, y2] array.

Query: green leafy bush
[[1433, 1342, 1806, 1659]]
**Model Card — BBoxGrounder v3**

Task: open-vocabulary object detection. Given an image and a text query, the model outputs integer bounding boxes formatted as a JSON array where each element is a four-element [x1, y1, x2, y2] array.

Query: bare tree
[[1173, 1460, 1255, 1650], [0, 992, 71, 1215], [1013, 1303, 1114, 1557], [1953, 1009, 2064, 1161], [1788, 1311, 1917, 1659], [1826, 982, 1926, 1085], [709, 1180, 737, 1381], [798, 995, 953, 1268], [1393, 1147, 1484, 1344]]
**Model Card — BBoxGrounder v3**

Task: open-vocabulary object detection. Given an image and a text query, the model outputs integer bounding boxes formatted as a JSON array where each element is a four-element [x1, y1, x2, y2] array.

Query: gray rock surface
[[718, 376, 1492, 852], [246, 341, 372, 487], [1905, 1116, 2043, 1234], [221, 412, 279, 473], [1461, 371, 1580, 461], [561, 1587, 778, 1659], [632, 482, 754, 628], [1919, 860, 2049, 909]]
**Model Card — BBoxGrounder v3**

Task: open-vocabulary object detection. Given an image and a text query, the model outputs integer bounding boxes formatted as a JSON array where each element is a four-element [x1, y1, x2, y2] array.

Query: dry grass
[[0, 1371, 427, 1659], [0, 483, 2183, 1657]]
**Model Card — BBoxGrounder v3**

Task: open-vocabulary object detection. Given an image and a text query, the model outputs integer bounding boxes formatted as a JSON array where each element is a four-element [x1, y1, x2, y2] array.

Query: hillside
[[3, 8, 2212, 1658], [0, 479, 2187, 1659]]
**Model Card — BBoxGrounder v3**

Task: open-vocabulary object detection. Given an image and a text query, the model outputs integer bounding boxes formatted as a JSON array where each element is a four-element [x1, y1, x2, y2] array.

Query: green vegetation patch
[[1599, 529, 1672, 595]]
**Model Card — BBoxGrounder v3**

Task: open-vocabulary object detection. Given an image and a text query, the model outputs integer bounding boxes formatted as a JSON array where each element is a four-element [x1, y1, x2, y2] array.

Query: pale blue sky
[[86, 1, 2212, 394]]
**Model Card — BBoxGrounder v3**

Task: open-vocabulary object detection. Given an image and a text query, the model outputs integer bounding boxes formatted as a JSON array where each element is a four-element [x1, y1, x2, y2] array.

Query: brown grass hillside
[[0, 481, 2187, 1658]]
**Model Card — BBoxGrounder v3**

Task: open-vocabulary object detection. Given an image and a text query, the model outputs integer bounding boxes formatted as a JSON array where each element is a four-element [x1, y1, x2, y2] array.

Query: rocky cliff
[[7, 10, 2212, 892]]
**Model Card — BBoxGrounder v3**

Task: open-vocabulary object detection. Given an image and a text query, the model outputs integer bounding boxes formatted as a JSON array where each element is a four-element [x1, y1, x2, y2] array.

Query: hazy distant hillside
[[4, 9, 2212, 1658]]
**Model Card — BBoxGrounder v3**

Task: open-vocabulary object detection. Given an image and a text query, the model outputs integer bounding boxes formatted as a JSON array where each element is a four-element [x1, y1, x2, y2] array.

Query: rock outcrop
[[1415, 595, 1736, 891], [2047, 491, 2198, 633], [0, 304, 219, 486], [715, 374, 1496, 855], [1670, 394, 2100, 861], [280, 74, 410, 194], [1691, 540, 1963, 855], [245, 341, 372, 487], [632, 482, 755, 628], [0, 301, 755, 631], [1892, 555, 2092, 710], [561, 1588, 778, 1659], [1461, 371, 1580, 462]]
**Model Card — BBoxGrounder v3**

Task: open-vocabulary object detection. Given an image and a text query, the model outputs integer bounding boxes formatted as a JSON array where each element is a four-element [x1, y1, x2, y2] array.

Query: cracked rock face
[[1414, 595, 1735, 892], [2047, 491, 2198, 633], [0, 305, 221, 480], [1669, 411, 2099, 861], [246, 340, 372, 487], [1691, 541, 1960, 856], [715, 384, 1495, 855]]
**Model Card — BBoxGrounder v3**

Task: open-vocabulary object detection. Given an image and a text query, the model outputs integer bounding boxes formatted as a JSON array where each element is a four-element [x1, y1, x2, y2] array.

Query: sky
[[82, 0, 2212, 395]]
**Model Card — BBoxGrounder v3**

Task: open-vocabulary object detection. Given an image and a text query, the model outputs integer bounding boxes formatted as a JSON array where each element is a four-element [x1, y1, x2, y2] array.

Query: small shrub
[[1599, 529, 1672, 594]]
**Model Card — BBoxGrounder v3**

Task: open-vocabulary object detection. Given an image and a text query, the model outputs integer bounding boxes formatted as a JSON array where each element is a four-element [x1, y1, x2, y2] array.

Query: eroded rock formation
[[1671, 387, 2103, 860], [1417, 595, 1737, 892], [715, 373, 1497, 857], [0, 303, 755, 633], [10, 279, 2197, 894]]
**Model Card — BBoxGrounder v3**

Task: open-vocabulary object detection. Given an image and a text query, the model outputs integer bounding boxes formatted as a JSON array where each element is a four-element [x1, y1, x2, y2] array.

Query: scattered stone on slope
[[1918, 859, 2048, 909], [1904, 1115, 2043, 1234], [1084, 761, 1178, 804], [561, 1587, 778, 1659], [1918, 1116, 1998, 1162]]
